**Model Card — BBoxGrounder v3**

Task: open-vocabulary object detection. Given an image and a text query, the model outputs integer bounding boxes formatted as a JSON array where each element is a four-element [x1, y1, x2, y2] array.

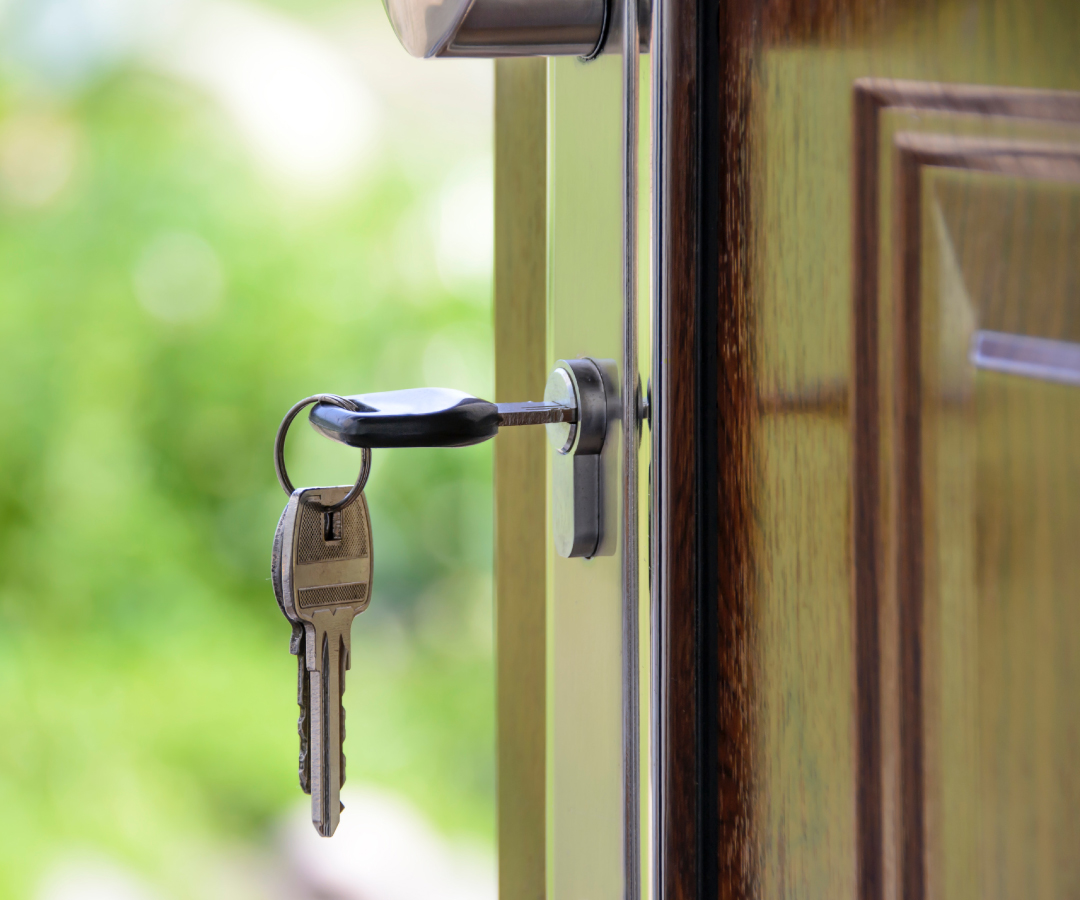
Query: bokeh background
[[0, 0, 496, 896]]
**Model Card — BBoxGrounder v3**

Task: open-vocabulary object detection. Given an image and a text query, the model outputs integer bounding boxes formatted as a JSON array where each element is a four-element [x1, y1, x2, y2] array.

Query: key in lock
[[272, 361, 627, 837], [307, 358, 618, 557]]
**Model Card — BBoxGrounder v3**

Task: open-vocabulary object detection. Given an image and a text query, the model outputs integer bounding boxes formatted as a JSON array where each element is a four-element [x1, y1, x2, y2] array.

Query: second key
[[273, 484, 373, 837]]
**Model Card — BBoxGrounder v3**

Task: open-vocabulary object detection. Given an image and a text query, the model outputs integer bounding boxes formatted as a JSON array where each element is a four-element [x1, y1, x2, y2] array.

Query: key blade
[[495, 400, 576, 426], [295, 623, 311, 795], [308, 610, 354, 837]]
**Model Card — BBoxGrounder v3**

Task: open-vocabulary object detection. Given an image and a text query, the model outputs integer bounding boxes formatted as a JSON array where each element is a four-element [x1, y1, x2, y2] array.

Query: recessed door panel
[[905, 167, 1080, 900]]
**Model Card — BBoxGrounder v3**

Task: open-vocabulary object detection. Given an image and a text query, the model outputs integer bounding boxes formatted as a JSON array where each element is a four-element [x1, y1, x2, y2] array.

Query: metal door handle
[[381, 0, 610, 59]]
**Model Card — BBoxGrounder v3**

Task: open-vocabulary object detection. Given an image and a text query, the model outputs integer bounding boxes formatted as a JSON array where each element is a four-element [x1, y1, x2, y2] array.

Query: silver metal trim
[[579, 0, 611, 60], [621, 0, 641, 893], [648, 0, 662, 893]]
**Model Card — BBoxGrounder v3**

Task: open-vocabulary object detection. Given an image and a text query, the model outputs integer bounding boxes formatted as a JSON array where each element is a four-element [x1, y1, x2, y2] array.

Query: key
[[273, 524, 311, 793], [294, 622, 311, 795], [269, 387, 579, 834], [272, 484, 373, 837]]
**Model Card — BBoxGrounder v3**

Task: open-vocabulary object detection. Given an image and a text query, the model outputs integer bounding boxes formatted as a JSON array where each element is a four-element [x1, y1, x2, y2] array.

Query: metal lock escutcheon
[[544, 358, 616, 559]]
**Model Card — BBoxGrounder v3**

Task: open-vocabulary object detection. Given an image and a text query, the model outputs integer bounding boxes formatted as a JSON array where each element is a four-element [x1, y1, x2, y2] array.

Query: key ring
[[274, 394, 372, 512]]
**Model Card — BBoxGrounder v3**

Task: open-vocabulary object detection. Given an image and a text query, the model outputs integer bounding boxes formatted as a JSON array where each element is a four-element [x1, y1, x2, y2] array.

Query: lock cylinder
[[545, 358, 614, 559]]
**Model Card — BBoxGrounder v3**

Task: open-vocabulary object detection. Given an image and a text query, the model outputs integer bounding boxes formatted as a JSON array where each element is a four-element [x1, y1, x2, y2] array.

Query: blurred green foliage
[[0, 5, 494, 896]]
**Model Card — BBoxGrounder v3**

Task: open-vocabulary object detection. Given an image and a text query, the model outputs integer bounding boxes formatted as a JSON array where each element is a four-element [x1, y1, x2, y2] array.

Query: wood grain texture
[[712, 2, 756, 899], [493, 57, 547, 900], [894, 141, 926, 900], [653, 1, 1080, 898], [653, 0, 701, 894], [655, 0, 756, 893], [851, 79, 886, 900], [969, 373, 1080, 900], [923, 172, 1080, 900], [852, 80, 1080, 900], [891, 134, 1080, 900], [851, 81, 1080, 900]]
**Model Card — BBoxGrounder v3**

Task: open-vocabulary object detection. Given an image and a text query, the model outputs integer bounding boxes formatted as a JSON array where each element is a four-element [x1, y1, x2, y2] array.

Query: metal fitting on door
[[381, 0, 651, 59], [545, 358, 615, 558], [382, 0, 608, 58]]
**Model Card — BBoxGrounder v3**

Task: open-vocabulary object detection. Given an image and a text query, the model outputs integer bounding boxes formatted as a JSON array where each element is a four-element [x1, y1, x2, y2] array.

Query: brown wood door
[[652, 2, 1080, 899]]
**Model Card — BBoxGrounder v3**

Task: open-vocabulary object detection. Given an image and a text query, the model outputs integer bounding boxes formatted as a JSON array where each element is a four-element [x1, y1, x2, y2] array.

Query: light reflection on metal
[[382, 0, 607, 58], [496, 400, 577, 426], [619, 0, 641, 891], [971, 330, 1080, 385], [381, 0, 653, 60], [545, 358, 615, 558]]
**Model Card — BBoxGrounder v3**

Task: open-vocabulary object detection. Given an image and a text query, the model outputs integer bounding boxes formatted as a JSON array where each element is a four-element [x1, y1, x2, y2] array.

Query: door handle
[[308, 359, 615, 557], [381, 0, 610, 59]]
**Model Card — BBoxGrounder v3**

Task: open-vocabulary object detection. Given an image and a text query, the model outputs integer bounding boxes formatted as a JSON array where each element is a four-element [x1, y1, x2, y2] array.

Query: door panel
[[653, 1, 1080, 898], [859, 92, 1080, 900], [895, 159, 1080, 900], [969, 374, 1080, 900]]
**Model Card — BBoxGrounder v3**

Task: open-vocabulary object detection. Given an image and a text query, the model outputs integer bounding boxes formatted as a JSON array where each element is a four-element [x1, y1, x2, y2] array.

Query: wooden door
[[650, 1, 1080, 899], [491, 1, 1079, 898]]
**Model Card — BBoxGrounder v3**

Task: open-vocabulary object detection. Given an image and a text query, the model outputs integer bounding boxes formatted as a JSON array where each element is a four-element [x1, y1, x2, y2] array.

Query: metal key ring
[[274, 394, 372, 512]]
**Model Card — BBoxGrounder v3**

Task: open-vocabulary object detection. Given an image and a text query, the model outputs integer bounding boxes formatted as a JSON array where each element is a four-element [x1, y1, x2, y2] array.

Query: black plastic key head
[[309, 387, 577, 449], [310, 388, 499, 448]]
